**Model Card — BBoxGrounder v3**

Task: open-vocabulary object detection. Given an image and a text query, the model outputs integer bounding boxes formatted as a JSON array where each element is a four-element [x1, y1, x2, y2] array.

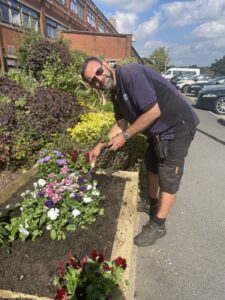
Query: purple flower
[[78, 177, 84, 183], [56, 159, 67, 166], [44, 199, 54, 208], [74, 193, 83, 201], [37, 155, 52, 164], [80, 185, 87, 192], [53, 150, 64, 158], [37, 191, 45, 197]]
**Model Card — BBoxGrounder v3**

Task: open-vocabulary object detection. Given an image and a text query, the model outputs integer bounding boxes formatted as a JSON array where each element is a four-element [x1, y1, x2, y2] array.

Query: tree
[[210, 55, 225, 75], [147, 47, 170, 73]]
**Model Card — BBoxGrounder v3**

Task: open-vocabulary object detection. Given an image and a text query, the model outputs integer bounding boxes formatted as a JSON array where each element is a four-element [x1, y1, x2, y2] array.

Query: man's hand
[[107, 133, 126, 151], [88, 144, 102, 168]]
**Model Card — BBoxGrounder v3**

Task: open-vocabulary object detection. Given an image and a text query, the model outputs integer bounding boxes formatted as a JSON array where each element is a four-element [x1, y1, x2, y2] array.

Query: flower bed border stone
[[0, 169, 138, 300]]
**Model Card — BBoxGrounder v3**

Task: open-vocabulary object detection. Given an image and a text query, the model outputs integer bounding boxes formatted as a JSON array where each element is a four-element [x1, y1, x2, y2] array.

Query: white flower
[[19, 224, 29, 236], [33, 182, 38, 188], [86, 184, 92, 190], [69, 192, 75, 198], [92, 190, 100, 196], [83, 196, 93, 203], [25, 190, 30, 194], [72, 209, 81, 218], [5, 204, 11, 209], [47, 208, 59, 220], [46, 224, 52, 230], [38, 179, 47, 187], [20, 206, 24, 211], [24, 219, 29, 229], [31, 191, 37, 198], [21, 193, 25, 198]]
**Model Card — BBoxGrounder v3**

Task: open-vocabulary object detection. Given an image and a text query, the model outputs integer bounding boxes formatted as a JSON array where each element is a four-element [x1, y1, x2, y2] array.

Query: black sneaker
[[137, 200, 159, 216], [134, 220, 166, 247]]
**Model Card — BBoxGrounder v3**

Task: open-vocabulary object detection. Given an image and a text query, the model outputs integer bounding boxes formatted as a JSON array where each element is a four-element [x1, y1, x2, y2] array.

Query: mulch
[[0, 173, 127, 298]]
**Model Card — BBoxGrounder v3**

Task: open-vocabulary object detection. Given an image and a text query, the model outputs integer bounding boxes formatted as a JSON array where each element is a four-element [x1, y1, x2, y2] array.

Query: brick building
[[0, 0, 141, 71]]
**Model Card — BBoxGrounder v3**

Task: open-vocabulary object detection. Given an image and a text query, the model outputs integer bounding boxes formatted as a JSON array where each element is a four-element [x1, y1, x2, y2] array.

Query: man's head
[[81, 57, 115, 91]]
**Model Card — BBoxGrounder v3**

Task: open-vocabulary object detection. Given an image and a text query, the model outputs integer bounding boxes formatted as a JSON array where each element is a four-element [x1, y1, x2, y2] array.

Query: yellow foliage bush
[[67, 112, 114, 148]]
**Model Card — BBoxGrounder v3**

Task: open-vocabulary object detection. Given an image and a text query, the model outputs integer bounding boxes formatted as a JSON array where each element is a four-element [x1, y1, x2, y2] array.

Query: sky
[[94, 0, 225, 67]]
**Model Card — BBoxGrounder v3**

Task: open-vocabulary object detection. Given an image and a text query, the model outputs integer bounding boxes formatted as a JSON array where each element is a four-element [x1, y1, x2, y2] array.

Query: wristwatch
[[122, 131, 130, 142]]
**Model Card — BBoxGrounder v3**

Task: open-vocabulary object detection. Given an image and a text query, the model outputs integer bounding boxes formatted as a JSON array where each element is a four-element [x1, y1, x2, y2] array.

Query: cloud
[[134, 12, 161, 40], [97, 0, 158, 13], [113, 11, 138, 34], [160, 0, 225, 27], [191, 21, 225, 40]]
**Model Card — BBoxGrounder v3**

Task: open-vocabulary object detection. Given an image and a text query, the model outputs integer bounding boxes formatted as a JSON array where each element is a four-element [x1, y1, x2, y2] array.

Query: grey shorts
[[144, 129, 195, 194]]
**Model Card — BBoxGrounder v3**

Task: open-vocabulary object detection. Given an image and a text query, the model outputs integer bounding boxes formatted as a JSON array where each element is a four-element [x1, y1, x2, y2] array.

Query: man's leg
[[147, 171, 159, 199], [156, 191, 176, 219]]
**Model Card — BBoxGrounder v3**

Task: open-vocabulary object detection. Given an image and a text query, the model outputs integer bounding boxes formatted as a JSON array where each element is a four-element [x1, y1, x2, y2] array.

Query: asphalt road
[[134, 95, 225, 300]]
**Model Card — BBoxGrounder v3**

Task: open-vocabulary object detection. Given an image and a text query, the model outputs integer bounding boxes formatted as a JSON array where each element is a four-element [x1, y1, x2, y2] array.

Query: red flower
[[57, 261, 65, 276], [66, 250, 80, 269], [114, 257, 127, 270], [81, 255, 88, 270], [103, 264, 112, 272], [68, 150, 79, 163], [55, 287, 67, 300], [97, 253, 104, 264], [91, 249, 98, 260]]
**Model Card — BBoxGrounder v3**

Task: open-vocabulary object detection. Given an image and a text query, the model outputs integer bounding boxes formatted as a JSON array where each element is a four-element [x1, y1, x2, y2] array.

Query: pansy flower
[[44, 199, 54, 208]]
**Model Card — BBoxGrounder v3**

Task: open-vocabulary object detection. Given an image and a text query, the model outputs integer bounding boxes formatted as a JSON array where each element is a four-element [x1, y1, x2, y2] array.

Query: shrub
[[18, 37, 73, 80], [67, 112, 114, 148], [7, 70, 39, 94], [28, 87, 82, 138]]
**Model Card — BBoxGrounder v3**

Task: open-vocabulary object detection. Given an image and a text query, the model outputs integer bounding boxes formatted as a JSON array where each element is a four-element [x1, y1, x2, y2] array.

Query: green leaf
[[50, 229, 57, 240], [39, 214, 46, 226], [99, 208, 104, 216], [66, 224, 76, 231]]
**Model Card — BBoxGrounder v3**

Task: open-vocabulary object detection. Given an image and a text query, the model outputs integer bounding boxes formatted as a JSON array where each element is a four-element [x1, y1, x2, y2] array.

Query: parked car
[[195, 85, 225, 114], [176, 74, 212, 93], [170, 74, 194, 86], [188, 76, 225, 96]]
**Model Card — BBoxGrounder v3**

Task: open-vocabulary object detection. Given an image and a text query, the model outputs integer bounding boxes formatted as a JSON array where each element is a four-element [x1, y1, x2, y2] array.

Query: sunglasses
[[89, 65, 104, 87]]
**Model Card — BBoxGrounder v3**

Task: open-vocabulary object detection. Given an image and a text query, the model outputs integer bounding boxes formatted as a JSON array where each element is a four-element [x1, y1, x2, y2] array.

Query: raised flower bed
[[0, 149, 138, 299]]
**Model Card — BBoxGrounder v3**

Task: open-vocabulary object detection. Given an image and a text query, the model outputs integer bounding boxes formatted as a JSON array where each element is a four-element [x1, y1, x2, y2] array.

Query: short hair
[[80, 57, 102, 80]]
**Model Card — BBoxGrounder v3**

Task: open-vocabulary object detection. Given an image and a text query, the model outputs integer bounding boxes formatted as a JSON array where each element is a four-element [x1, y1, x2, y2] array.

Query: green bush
[[18, 35, 73, 80], [67, 111, 114, 149]]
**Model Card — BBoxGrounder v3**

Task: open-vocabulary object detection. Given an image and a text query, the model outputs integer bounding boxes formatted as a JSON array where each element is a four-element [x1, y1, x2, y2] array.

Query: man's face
[[84, 61, 115, 91]]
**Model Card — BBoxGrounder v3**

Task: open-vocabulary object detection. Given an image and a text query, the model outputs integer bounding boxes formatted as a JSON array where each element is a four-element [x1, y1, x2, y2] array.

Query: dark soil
[[0, 173, 127, 298]]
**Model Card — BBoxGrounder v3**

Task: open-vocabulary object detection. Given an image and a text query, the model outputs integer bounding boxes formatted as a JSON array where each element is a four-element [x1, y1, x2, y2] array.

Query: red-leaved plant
[[53, 249, 127, 300]]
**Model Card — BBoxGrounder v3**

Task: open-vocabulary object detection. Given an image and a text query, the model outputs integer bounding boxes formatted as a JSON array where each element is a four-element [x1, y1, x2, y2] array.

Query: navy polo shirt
[[112, 63, 199, 139]]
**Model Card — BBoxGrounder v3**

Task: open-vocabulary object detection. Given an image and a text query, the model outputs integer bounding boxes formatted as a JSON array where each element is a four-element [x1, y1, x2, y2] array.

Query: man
[[81, 57, 199, 247]]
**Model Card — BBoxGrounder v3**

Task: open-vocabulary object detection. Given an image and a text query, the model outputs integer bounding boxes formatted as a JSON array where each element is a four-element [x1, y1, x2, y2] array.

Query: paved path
[[134, 98, 225, 300]]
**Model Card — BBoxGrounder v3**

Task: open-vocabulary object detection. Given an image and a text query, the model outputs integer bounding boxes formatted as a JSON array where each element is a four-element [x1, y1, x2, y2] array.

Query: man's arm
[[107, 103, 161, 151], [126, 103, 161, 138], [88, 119, 128, 166]]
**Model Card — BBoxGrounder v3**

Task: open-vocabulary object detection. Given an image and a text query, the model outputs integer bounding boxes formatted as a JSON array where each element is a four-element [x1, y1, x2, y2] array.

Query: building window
[[21, 5, 38, 30], [0, 0, 20, 25], [71, 0, 84, 20], [98, 21, 105, 33], [46, 17, 67, 38], [0, 0, 38, 30], [87, 10, 96, 28], [57, 0, 66, 5]]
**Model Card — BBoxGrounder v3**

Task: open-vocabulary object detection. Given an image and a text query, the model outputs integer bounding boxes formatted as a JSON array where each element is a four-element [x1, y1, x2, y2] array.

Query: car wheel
[[182, 85, 189, 93], [213, 97, 225, 115]]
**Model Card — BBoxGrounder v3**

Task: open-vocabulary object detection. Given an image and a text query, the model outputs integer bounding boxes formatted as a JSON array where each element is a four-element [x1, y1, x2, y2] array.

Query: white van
[[162, 68, 200, 79]]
